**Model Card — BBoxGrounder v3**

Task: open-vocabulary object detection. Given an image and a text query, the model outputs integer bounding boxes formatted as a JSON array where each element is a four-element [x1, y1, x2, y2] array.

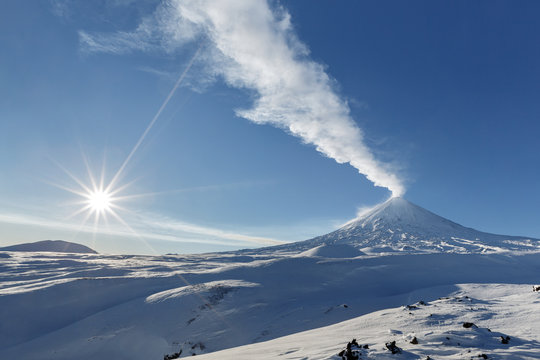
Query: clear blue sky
[[1, 0, 539, 254]]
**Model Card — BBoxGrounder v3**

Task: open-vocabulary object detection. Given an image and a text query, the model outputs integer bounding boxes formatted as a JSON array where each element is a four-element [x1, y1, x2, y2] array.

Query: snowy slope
[[1, 250, 539, 359], [195, 283, 540, 359]]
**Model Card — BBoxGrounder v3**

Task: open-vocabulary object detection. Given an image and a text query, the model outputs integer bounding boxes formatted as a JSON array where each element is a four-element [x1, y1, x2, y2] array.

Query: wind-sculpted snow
[[146, 280, 260, 303]]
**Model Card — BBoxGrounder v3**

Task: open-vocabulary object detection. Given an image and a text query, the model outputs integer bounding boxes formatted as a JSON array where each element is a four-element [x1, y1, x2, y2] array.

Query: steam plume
[[79, 0, 405, 196]]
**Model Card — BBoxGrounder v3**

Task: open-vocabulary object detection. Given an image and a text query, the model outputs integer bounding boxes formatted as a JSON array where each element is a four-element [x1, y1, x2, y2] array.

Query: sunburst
[[48, 48, 201, 252], [48, 157, 167, 256], [50, 154, 134, 229], [86, 189, 113, 213]]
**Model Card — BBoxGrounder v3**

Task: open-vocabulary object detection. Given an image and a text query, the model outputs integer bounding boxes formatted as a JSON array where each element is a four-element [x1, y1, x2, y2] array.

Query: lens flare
[[51, 157, 125, 226], [48, 155, 162, 253], [48, 49, 200, 255]]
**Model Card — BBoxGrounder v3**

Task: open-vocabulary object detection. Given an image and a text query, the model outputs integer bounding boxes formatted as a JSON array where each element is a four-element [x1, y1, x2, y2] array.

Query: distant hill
[[0, 240, 97, 254]]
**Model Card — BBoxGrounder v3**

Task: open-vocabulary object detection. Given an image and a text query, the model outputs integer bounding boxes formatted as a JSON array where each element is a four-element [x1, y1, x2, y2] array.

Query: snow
[[0, 198, 539, 359], [297, 243, 365, 258], [195, 283, 540, 359]]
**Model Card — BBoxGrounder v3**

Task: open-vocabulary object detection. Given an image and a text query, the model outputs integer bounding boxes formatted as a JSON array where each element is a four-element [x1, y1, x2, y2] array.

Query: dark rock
[[419, 301, 427, 305], [363, 344, 369, 349], [164, 349, 182, 360], [385, 341, 402, 354], [339, 339, 363, 360], [533, 285, 540, 292], [478, 354, 488, 359], [463, 322, 477, 328], [410, 337, 418, 344], [501, 336, 510, 344]]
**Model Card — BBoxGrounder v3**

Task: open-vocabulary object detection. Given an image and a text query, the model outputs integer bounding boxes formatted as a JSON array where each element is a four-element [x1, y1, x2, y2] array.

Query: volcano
[[266, 197, 540, 256]]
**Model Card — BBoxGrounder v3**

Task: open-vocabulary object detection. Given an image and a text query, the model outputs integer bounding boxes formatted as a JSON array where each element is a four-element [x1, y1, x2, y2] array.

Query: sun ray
[[66, 207, 95, 246], [100, 151, 107, 191], [52, 49, 201, 254], [52, 159, 94, 195], [107, 178, 137, 197], [47, 183, 90, 198], [107, 46, 201, 193], [82, 152, 98, 192], [107, 207, 157, 254], [91, 205, 101, 251], [63, 204, 93, 221]]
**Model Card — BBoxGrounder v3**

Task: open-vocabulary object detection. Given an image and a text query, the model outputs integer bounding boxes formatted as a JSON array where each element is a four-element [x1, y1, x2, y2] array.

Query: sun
[[52, 157, 129, 226], [53, 159, 159, 253], [87, 189, 113, 213]]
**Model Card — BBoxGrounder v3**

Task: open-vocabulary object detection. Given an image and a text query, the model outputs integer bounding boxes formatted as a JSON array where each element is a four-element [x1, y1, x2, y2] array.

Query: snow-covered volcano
[[271, 197, 540, 255]]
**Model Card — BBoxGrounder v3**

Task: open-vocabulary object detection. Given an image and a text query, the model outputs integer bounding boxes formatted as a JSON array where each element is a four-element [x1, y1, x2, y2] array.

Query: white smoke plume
[[79, 0, 405, 196]]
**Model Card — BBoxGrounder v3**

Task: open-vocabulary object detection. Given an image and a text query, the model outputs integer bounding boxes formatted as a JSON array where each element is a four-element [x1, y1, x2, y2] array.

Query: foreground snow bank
[[195, 283, 540, 359], [1, 250, 539, 359]]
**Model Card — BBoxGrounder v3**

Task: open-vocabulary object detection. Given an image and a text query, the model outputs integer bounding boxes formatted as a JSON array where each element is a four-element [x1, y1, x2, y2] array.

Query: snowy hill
[[0, 240, 97, 254], [262, 197, 540, 256]]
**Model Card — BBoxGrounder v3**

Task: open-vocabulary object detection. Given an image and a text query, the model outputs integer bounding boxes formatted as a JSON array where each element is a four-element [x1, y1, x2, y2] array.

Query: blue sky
[[1, 0, 539, 254]]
